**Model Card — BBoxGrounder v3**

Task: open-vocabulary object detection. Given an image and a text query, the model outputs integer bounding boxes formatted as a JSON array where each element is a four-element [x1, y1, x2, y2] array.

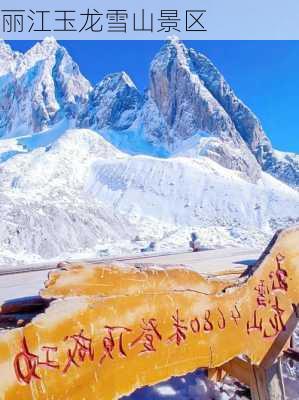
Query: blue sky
[[8, 40, 299, 153]]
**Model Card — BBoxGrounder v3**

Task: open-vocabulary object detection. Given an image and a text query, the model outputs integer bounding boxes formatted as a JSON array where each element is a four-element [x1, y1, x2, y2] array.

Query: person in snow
[[141, 241, 156, 253], [189, 232, 201, 252]]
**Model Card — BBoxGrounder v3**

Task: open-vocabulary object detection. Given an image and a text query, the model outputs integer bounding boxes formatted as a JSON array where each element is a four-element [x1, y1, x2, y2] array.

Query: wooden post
[[250, 358, 286, 400], [222, 357, 251, 386], [208, 367, 226, 383], [249, 305, 299, 400], [222, 311, 298, 399]]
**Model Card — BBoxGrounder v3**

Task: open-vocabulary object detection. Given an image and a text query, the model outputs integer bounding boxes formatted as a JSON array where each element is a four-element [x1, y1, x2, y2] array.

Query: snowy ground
[[125, 360, 299, 400], [124, 370, 251, 400], [0, 126, 298, 266], [0, 125, 298, 398]]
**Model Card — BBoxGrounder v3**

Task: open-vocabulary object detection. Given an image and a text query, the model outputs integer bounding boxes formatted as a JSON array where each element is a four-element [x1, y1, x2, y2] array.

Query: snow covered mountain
[[148, 39, 299, 189], [0, 37, 298, 188], [0, 37, 91, 138], [81, 72, 143, 131], [0, 38, 298, 264], [0, 39, 21, 76], [78, 37, 299, 188], [80, 38, 261, 182]]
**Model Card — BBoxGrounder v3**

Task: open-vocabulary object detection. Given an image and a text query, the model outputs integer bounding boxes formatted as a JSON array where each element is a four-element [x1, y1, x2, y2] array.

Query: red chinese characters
[[63, 329, 94, 373], [269, 254, 288, 293], [100, 325, 132, 364], [130, 318, 162, 354], [230, 305, 241, 326], [263, 296, 286, 338], [248, 296, 286, 338], [255, 280, 269, 307], [168, 309, 188, 346], [14, 337, 59, 384], [248, 253, 289, 338], [247, 310, 263, 334]]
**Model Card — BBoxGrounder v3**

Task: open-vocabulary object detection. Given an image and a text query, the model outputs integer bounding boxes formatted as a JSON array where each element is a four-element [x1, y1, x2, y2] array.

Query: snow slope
[[87, 152, 299, 230], [0, 38, 298, 265], [0, 128, 137, 264], [0, 126, 298, 265]]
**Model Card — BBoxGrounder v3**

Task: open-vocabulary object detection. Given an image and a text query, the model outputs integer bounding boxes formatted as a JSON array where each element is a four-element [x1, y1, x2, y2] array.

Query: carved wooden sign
[[0, 226, 298, 400]]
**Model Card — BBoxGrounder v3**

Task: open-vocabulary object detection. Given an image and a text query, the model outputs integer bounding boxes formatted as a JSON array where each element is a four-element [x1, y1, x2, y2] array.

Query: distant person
[[189, 232, 201, 252], [141, 241, 156, 253]]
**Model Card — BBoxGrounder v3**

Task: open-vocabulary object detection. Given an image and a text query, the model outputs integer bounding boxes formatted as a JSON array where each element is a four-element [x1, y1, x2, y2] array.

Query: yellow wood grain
[[0, 226, 298, 400]]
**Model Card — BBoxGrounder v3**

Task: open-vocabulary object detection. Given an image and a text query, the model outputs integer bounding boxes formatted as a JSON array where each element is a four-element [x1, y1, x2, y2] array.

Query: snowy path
[[0, 247, 261, 303]]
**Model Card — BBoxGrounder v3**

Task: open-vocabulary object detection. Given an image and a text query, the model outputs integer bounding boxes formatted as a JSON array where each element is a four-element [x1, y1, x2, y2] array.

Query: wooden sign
[[0, 226, 299, 399]]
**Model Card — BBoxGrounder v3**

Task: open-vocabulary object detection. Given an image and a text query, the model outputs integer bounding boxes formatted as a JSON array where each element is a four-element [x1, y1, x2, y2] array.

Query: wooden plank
[[41, 262, 233, 299], [248, 304, 299, 400], [222, 357, 251, 386], [0, 296, 50, 314], [0, 226, 298, 400], [208, 367, 226, 383]]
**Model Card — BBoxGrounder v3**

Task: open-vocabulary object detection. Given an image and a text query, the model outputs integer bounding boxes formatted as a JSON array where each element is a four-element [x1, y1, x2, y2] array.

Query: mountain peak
[[42, 36, 58, 45], [166, 35, 181, 45], [152, 36, 189, 71], [0, 40, 20, 76], [0, 38, 9, 49], [119, 71, 136, 87], [0, 37, 91, 138], [28, 36, 60, 57], [40, 36, 63, 53], [18, 37, 61, 76], [39, 36, 60, 50], [0, 38, 298, 189], [96, 71, 137, 92], [81, 71, 142, 131]]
